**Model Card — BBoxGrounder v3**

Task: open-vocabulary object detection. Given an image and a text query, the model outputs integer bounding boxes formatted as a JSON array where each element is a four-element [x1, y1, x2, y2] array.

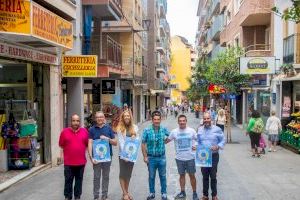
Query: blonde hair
[[218, 109, 225, 116], [116, 111, 136, 136]]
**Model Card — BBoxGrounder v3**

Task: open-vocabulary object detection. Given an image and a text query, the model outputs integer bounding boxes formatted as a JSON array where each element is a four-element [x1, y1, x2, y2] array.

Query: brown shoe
[[212, 196, 219, 200], [201, 197, 209, 200]]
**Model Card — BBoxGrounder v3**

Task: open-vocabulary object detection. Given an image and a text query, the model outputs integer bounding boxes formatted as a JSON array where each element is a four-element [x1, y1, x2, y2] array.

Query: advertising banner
[[240, 57, 275, 74], [120, 138, 140, 163], [195, 146, 212, 167], [62, 55, 98, 77]]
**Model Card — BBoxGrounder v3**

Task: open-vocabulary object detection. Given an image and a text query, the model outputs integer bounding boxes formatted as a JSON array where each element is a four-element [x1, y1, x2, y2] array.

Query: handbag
[[19, 110, 38, 138], [18, 137, 31, 149]]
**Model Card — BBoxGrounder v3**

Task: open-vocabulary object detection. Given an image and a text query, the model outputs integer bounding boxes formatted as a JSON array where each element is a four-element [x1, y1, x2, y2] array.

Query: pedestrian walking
[[246, 110, 264, 158], [59, 114, 89, 200], [141, 111, 170, 200], [216, 109, 226, 132], [88, 111, 118, 200], [174, 106, 179, 118], [165, 115, 199, 200], [116, 111, 139, 200], [266, 111, 282, 152], [197, 112, 225, 200]]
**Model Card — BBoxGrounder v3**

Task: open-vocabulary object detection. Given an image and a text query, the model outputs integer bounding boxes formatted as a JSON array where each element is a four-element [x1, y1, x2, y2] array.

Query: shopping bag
[[18, 137, 31, 149], [19, 110, 37, 137]]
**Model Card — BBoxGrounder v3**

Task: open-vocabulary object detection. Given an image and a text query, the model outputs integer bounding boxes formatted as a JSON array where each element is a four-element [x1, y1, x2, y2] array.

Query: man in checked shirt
[[142, 111, 170, 200]]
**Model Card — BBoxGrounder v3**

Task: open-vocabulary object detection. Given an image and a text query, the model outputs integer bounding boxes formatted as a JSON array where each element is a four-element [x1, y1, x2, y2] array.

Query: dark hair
[[151, 111, 161, 119], [251, 110, 260, 118], [178, 114, 187, 121]]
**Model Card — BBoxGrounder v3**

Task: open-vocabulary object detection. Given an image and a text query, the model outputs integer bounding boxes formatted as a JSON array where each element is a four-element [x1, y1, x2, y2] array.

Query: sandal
[[251, 154, 255, 157], [122, 194, 130, 200], [128, 194, 133, 200]]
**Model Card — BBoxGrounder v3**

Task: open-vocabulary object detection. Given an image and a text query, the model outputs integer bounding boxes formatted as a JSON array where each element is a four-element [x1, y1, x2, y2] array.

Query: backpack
[[252, 118, 264, 134]]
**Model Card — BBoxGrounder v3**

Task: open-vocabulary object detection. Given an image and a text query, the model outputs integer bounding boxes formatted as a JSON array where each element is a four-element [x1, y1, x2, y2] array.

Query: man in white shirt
[[166, 115, 198, 200]]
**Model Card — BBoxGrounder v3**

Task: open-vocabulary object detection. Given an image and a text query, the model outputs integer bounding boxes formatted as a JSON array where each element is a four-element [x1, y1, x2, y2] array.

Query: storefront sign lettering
[[0, 42, 58, 65], [62, 55, 98, 77], [0, 0, 31, 34], [240, 57, 275, 74], [32, 2, 73, 49]]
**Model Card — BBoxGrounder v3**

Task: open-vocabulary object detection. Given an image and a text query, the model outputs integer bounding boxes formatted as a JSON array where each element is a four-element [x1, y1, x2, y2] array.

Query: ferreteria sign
[[0, 0, 73, 49], [240, 57, 275, 74], [62, 55, 98, 77]]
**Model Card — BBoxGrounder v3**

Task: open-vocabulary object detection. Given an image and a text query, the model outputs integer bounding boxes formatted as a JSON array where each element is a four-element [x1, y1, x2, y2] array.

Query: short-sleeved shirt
[[89, 124, 116, 156], [168, 127, 197, 161], [59, 127, 89, 166], [142, 125, 170, 157]]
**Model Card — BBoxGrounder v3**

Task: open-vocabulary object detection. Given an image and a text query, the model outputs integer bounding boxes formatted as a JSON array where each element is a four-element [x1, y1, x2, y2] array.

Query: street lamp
[[132, 19, 151, 80]]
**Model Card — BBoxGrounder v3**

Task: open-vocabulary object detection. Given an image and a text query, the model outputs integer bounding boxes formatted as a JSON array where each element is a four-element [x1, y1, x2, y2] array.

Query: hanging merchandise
[[18, 137, 32, 149], [19, 110, 37, 137], [1, 113, 20, 138]]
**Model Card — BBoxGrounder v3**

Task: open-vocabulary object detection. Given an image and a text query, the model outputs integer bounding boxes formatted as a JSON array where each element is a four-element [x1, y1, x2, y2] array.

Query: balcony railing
[[156, 64, 167, 73], [283, 34, 300, 64], [82, 35, 122, 68], [244, 44, 271, 56], [207, 14, 223, 41], [158, 0, 167, 17], [208, 0, 220, 19]]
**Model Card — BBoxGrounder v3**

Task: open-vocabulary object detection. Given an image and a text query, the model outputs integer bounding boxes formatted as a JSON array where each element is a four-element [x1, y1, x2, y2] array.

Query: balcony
[[158, 0, 167, 18], [82, 0, 122, 21], [156, 41, 166, 54], [82, 35, 122, 75], [211, 44, 225, 59], [156, 64, 167, 74], [207, 14, 224, 42], [245, 44, 272, 57], [37, 0, 77, 20], [207, 0, 220, 19], [283, 34, 300, 64], [160, 19, 168, 37]]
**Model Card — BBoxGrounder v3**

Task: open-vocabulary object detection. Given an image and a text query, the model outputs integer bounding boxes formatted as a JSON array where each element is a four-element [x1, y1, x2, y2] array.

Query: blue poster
[[93, 139, 111, 163], [195, 146, 212, 167], [120, 137, 140, 163]]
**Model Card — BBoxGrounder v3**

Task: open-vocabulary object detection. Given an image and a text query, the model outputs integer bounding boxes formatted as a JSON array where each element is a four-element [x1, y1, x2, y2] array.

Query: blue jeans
[[148, 156, 167, 194]]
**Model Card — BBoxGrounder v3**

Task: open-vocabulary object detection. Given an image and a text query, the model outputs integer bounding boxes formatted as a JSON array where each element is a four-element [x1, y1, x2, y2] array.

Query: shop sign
[[102, 80, 116, 94], [240, 57, 275, 74], [120, 80, 132, 90], [0, 0, 31, 35], [32, 2, 73, 49], [62, 55, 98, 77], [0, 42, 58, 65]]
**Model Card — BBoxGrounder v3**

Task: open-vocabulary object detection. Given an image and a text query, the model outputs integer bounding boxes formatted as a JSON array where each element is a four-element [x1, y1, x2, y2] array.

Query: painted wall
[[170, 36, 192, 103]]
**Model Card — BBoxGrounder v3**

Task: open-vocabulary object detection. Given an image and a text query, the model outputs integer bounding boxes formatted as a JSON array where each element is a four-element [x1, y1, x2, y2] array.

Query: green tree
[[272, 0, 300, 23]]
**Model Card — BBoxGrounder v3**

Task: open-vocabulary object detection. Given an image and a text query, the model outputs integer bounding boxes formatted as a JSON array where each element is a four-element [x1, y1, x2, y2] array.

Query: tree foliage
[[272, 0, 300, 23], [187, 47, 250, 102]]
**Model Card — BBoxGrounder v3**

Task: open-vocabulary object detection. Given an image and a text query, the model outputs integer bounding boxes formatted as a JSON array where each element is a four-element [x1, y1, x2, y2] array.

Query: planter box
[[0, 150, 8, 172]]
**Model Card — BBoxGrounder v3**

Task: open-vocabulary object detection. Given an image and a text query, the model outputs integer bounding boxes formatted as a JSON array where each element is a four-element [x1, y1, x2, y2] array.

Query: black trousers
[[64, 165, 85, 199], [201, 153, 219, 197]]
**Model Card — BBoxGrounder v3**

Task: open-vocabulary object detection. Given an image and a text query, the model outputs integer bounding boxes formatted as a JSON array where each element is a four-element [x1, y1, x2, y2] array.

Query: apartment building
[[148, 0, 171, 110], [170, 36, 194, 104]]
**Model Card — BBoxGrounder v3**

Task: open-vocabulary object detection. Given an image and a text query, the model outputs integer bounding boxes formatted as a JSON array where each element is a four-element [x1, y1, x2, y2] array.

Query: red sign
[[98, 66, 109, 77], [208, 84, 226, 94]]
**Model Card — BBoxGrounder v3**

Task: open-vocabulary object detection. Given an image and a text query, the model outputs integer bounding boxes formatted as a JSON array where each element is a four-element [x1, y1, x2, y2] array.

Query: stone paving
[[1, 112, 300, 200]]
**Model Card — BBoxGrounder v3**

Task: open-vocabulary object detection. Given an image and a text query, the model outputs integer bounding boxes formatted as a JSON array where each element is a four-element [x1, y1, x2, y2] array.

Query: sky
[[166, 0, 199, 46]]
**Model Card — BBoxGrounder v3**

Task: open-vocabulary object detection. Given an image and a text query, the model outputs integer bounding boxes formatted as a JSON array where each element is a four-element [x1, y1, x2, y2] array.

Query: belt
[[147, 153, 165, 157]]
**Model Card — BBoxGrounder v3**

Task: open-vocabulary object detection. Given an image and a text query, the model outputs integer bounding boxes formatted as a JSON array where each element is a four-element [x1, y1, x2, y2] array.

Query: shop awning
[[272, 73, 300, 82]]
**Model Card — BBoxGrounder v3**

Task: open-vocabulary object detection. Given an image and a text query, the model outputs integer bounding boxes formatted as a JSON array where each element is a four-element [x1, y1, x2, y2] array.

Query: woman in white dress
[[116, 110, 139, 200], [265, 111, 282, 152]]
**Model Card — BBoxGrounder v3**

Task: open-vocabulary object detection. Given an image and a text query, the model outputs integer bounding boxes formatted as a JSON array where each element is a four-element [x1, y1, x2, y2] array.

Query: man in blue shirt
[[142, 111, 170, 200], [88, 111, 117, 200], [197, 112, 225, 200]]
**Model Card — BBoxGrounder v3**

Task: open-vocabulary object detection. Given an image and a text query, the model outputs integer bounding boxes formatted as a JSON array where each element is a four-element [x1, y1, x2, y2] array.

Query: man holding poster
[[88, 111, 117, 200], [197, 112, 225, 200], [165, 115, 199, 200]]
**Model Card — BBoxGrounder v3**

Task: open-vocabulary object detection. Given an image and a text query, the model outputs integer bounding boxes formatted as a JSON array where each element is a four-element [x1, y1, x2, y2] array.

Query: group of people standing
[[59, 109, 225, 200]]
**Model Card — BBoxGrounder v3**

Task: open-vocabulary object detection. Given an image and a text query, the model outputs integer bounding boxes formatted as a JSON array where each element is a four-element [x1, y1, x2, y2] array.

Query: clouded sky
[[166, 0, 199, 46]]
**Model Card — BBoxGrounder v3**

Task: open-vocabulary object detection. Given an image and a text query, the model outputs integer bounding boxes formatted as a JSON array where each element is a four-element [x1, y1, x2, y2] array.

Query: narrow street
[[1, 113, 300, 200]]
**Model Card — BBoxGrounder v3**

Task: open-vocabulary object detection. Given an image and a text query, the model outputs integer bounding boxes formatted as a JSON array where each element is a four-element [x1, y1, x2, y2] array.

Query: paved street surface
[[1, 113, 300, 200]]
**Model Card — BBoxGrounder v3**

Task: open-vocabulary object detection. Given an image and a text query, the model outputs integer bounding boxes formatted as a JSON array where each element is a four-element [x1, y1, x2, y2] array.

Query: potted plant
[[281, 63, 296, 76]]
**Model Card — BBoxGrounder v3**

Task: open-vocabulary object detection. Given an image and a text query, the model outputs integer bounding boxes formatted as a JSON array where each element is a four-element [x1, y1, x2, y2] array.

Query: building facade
[[147, 0, 171, 111], [0, 0, 77, 169], [170, 36, 193, 104]]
